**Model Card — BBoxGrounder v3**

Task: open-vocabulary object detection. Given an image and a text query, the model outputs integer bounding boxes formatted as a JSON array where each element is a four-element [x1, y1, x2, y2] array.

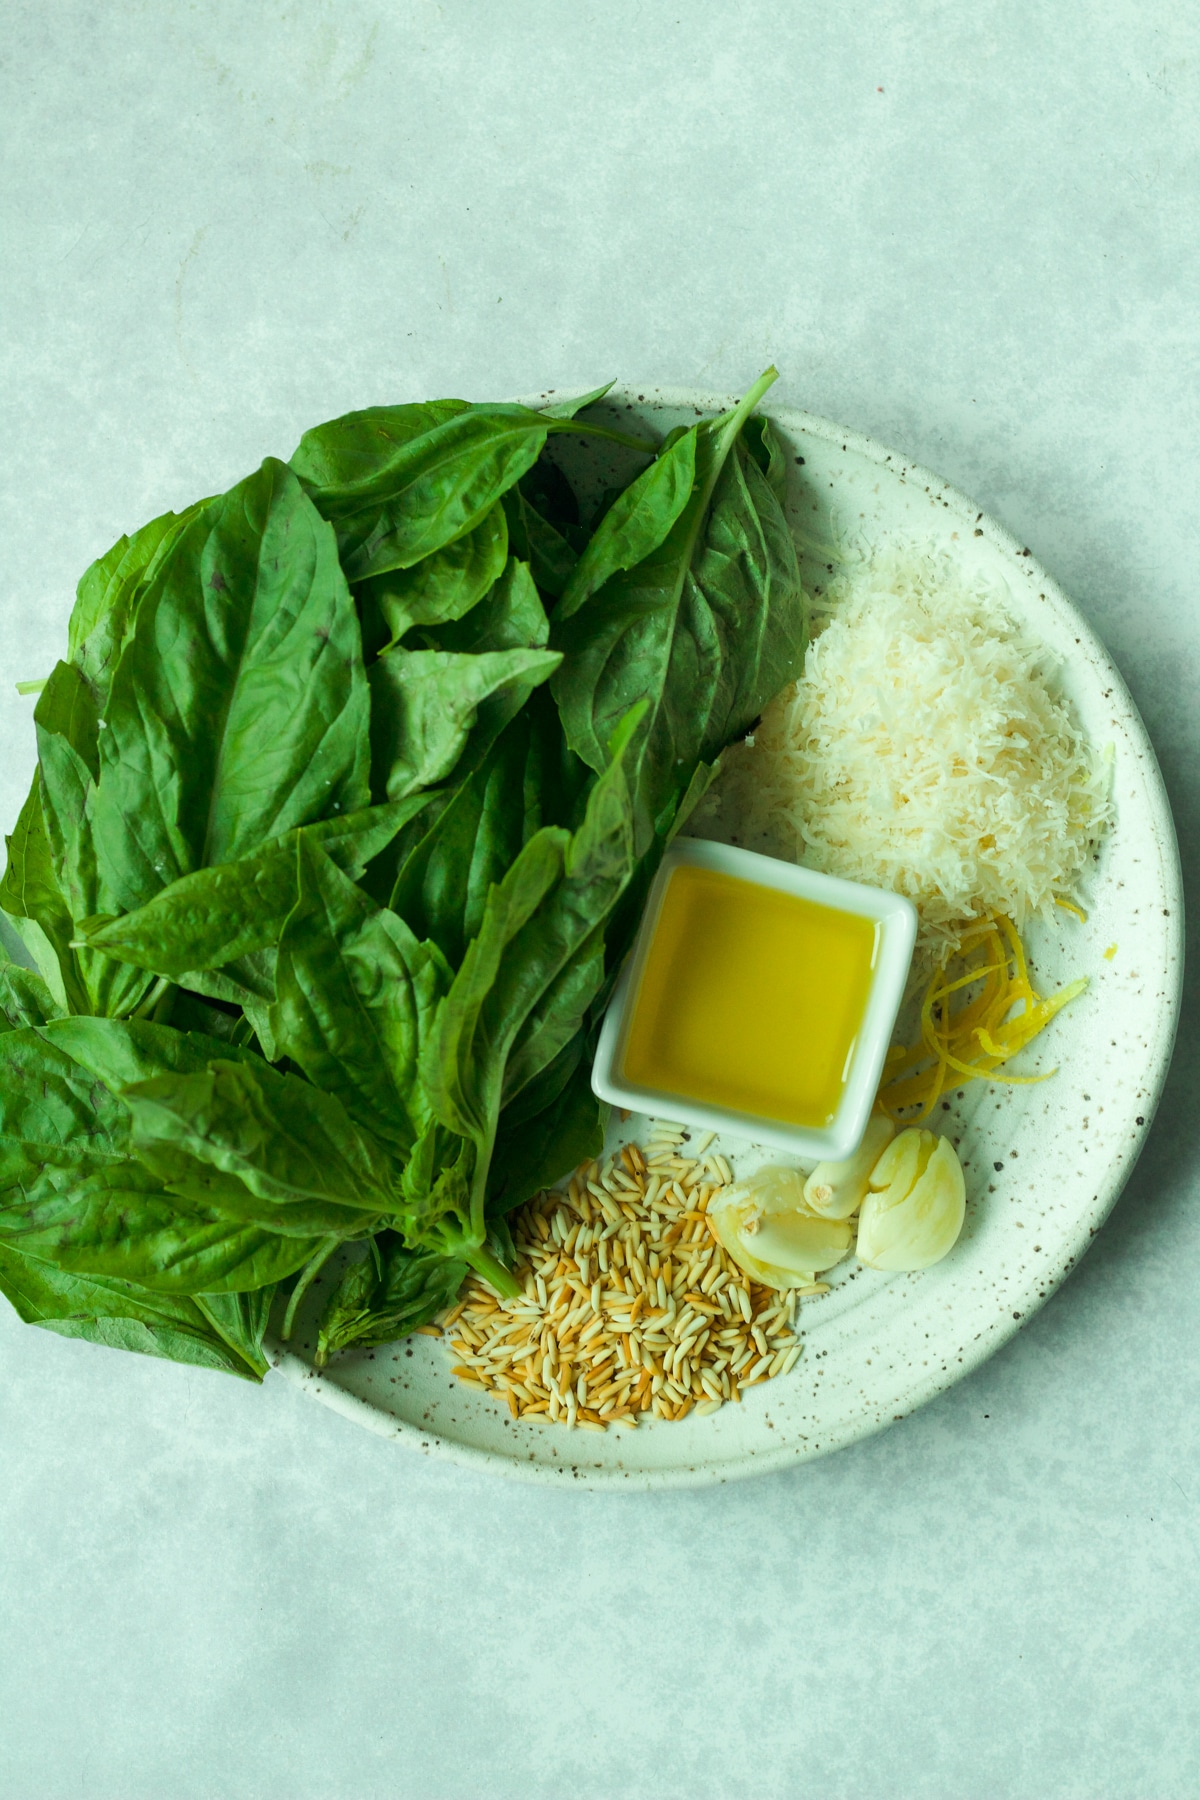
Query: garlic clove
[[803, 1114, 896, 1219], [752, 1208, 852, 1273], [710, 1174, 852, 1289], [728, 1165, 807, 1214], [868, 1125, 931, 1196], [872, 1130, 937, 1220], [856, 1137, 966, 1271]]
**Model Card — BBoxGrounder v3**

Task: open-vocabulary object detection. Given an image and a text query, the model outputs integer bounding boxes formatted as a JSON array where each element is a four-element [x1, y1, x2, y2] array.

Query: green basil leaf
[[550, 370, 808, 855], [0, 776, 90, 1016], [487, 1047, 606, 1218], [387, 704, 555, 968], [555, 427, 697, 620], [499, 924, 605, 1108], [0, 1023, 332, 1288], [38, 1015, 259, 1092], [419, 555, 550, 655], [89, 457, 371, 913], [31, 664, 149, 1018], [292, 402, 555, 582], [422, 828, 567, 1148], [368, 641, 560, 802], [192, 1286, 274, 1378], [397, 1120, 474, 1246], [130, 1138, 378, 1239], [77, 798, 431, 981], [0, 958, 61, 1031], [535, 382, 615, 420], [0, 1158, 323, 1294], [176, 957, 276, 1009], [316, 1236, 468, 1364], [476, 714, 638, 1109], [421, 706, 638, 1178], [501, 486, 578, 598], [0, 1025, 129, 1153], [270, 839, 451, 1153], [288, 400, 469, 491], [67, 502, 208, 706], [360, 501, 509, 646], [0, 1241, 270, 1380], [741, 413, 789, 500], [34, 658, 100, 781], [123, 1057, 396, 1214]]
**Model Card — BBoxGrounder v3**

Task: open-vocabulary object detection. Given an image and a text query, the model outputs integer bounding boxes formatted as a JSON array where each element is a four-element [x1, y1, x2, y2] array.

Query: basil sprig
[[0, 373, 807, 1375]]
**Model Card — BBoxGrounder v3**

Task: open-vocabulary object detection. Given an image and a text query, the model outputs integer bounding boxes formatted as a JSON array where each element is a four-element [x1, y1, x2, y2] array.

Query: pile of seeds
[[435, 1123, 812, 1430]]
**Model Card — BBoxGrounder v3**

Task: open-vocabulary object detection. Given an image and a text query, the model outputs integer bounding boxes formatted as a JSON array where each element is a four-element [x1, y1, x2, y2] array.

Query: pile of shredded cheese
[[694, 543, 1111, 966]]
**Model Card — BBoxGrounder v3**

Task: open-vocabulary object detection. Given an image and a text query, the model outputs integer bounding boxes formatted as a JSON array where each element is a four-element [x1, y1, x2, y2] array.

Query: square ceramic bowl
[[592, 836, 916, 1161]]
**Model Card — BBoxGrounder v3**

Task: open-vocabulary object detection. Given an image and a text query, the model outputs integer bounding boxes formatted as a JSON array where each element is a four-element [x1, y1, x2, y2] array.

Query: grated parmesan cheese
[[692, 543, 1111, 966]]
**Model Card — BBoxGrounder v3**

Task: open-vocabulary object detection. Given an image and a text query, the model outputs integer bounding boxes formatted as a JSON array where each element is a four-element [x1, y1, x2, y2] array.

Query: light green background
[[2, 4, 1198, 1795]]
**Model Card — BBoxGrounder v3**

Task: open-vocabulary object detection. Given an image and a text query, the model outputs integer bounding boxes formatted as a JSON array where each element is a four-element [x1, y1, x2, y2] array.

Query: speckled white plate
[[271, 385, 1183, 1488]]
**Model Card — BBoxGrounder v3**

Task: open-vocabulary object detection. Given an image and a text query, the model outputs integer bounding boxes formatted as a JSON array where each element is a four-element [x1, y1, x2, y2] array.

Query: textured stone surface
[[2, 3, 1198, 1795]]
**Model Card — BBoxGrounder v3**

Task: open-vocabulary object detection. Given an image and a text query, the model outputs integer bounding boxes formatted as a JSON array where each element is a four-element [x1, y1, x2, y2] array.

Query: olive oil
[[621, 863, 878, 1129]]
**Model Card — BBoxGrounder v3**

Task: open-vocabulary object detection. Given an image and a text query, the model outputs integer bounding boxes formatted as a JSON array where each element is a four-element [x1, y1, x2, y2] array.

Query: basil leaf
[[487, 1047, 606, 1218], [123, 1058, 397, 1218], [270, 838, 451, 1153], [419, 555, 550, 655], [192, 1287, 274, 1378], [741, 413, 789, 500], [0, 776, 90, 1016], [0, 951, 61, 1031], [67, 501, 208, 707], [0, 1159, 322, 1294], [38, 1016, 260, 1091], [422, 829, 567, 1149], [360, 502, 509, 646], [292, 402, 554, 582], [502, 486, 578, 598], [32, 663, 149, 1018], [129, 1139, 378, 1240], [0, 1026, 342, 1290], [288, 400, 469, 490], [535, 382, 615, 420], [0, 1025, 129, 1153], [369, 641, 561, 802], [0, 1241, 270, 1380], [388, 705, 552, 968], [76, 799, 431, 981], [89, 457, 371, 913], [555, 426, 697, 620], [316, 1236, 468, 1364], [396, 1120, 474, 1247], [551, 370, 808, 854], [499, 925, 605, 1108], [420, 709, 638, 1223]]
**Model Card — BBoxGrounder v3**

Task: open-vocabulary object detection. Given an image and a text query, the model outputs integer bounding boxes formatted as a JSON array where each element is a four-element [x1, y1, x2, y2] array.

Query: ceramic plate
[[271, 385, 1183, 1488]]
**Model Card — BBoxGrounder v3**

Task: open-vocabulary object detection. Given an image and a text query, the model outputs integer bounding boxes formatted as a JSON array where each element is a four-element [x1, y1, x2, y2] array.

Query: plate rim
[[271, 386, 1185, 1489]]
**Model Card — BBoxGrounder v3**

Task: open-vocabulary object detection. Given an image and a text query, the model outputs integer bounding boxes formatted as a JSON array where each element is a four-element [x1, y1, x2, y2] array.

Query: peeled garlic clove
[[868, 1125, 930, 1195], [706, 1217, 792, 1290], [856, 1137, 966, 1271], [726, 1165, 807, 1214], [803, 1115, 896, 1219], [752, 1208, 852, 1273], [871, 1129, 937, 1219], [710, 1173, 851, 1289]]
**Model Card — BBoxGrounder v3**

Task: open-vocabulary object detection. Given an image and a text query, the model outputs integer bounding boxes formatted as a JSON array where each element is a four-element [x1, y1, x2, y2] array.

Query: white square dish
[[591, 835, 917, 1162]]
